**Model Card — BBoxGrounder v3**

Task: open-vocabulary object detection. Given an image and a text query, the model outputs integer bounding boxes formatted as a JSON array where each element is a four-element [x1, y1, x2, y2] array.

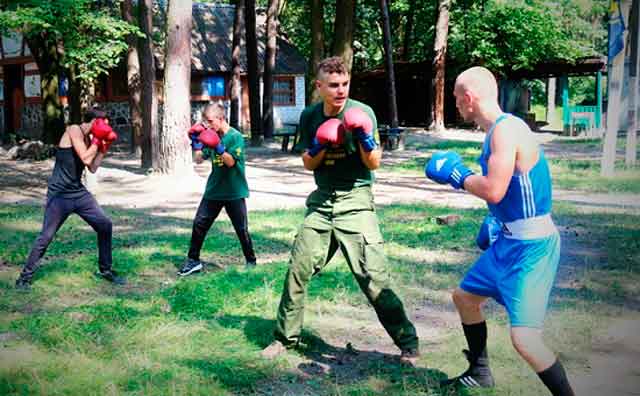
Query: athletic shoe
[[441, 349, 495, 388], [260, 340, 288, 359], [400, 347, 420, 366], [15, 277, 32, 291], [178, 258, 203, 276], [245, 260, 257, 268], [95, 270, 126, 285]]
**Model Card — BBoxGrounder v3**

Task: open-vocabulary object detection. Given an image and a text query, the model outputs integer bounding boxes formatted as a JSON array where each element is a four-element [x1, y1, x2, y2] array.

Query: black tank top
[[47, 147, 88, 198]]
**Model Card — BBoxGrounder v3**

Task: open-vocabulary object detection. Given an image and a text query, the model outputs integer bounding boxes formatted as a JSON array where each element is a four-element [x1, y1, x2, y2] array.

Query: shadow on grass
[[213, 313, 453, 395]]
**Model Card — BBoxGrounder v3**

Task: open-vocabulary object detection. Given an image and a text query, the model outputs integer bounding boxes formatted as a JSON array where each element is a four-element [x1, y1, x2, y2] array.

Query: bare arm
[[358, 144, 381, 170], [302, 150, 326, 170], [69, 125, 100, 171], [464, 123, 517, 204], [88, 152, 105, 173], [220, 151, 236, 167]]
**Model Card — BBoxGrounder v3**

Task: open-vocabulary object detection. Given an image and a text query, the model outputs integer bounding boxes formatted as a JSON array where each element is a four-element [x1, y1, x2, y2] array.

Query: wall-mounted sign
[[2, 32, 22, 58], [24, 74, 41, 98]]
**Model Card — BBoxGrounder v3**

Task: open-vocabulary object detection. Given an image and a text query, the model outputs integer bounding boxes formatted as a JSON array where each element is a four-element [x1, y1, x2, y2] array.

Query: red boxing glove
[[91, 118, 114, 140], [315, 118, 345, 145], [199, 129, 221, 148], [98, 131, 118, 153], [188, 122, 206, 136], [343, 107, 373, 135]]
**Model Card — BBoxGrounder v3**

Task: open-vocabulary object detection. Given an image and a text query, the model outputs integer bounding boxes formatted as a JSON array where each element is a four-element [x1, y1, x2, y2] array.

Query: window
[[274, 77, 295, 106], [191, 75, 225, 100]]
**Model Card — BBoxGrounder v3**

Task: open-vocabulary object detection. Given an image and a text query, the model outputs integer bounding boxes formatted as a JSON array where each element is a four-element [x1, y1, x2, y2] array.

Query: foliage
[[0, 0, 141, 82]]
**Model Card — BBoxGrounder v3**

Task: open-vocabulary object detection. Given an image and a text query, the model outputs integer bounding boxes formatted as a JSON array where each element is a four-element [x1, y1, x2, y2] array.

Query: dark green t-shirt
[[294, 99, 379, 190], [203, 127, 249, 200]]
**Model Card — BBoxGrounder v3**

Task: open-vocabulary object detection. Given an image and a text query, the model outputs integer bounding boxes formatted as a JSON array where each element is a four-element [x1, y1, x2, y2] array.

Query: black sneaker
[[441, 349, 495, 388], [15, 277, 32, 291], [245, 260, 257, 268], [96, 270, 126, 285], [178, 258, 203, 276], [400, 347, 420, 366]]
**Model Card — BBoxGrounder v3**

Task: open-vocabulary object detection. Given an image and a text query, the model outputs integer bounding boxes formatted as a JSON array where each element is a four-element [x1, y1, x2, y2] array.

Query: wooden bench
[[272, 123, 299, 152]]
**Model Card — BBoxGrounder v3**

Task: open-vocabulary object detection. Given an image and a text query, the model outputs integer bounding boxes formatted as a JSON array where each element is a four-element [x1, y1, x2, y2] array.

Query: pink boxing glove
[[343, 107, 377, 151], [315, 118, 345, 146]]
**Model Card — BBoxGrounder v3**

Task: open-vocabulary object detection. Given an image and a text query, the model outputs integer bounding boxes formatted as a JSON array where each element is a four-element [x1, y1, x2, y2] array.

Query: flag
[[609, 0, 626, 62]]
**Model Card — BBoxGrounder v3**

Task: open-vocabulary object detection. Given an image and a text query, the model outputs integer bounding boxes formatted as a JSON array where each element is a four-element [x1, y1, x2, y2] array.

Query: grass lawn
[[391, 138, 640, 194], [1, 192, 639, 394]]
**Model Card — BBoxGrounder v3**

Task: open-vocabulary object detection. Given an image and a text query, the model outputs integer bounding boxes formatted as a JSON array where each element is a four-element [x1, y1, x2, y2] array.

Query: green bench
[[272, 123, 299, 152]]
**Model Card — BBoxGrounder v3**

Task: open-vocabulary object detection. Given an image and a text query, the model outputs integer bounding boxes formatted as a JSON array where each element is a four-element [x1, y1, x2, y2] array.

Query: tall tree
[[158, 0, 192, 174], [333, 0, 356, 72], [627, 0, 639, 166], [309, 0, 324, 103], [138, 0, 157, 169], [0, 1, 138, 143], [121, 0, 143, 156], [402, 0, 416, 61], [230, 0, 244, 129], [262, 0, 280, 139], [245, 0, 262, 145], [379, 0, 398, 128], [431, 0, 450, 132]]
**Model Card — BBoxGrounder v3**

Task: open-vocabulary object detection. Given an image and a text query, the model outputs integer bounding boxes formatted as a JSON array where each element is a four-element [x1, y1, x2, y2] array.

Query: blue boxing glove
[[424, 151, 474, 189], [190, 133, 204, 150], [307, 137, 328, 157], [476, 214, 502, 250]]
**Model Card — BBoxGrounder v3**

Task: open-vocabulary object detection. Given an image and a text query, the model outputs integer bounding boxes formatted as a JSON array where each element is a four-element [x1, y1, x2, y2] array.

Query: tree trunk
[[67, 65, 82, 124], [121, 0, 143, 156], [627, 0, 639, 166], [379, 0, 398, 128], [262, 0, 279, 139], [138, 0, 157, 169], [230, 0, 245, 129], [158, 0, 192, 174], [308, 0, 324, 104], [402, 0, 416, 61], [431, 0, 450, 132], [245, 0, 262, 145], [546, 77, 556, 123], [25, 35, 65, 144], [332, 0, 356, 72]]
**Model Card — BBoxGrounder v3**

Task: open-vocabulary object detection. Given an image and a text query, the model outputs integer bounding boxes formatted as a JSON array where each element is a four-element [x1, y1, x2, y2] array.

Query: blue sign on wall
[[204, 76, 225, 97]]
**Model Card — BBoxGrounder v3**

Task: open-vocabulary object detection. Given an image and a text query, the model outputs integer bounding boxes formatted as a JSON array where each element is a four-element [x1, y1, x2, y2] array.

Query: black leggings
[[19, 192, 112, 281], [188, 198, 256, 263]]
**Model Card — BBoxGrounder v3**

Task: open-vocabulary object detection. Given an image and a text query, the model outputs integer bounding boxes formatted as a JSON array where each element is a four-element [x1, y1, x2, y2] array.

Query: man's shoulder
[[346, 98, 373, 112], [301, 102, 323, 119]]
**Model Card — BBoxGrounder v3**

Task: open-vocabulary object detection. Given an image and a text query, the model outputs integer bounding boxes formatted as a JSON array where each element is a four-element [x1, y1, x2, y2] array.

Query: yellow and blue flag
[[609, 0, 626, 61]]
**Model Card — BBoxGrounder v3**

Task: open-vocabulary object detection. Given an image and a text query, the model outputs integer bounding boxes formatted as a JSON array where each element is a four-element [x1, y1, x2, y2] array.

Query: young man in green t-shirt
[[179, 103, 256, 276], [261, 57, 419, 364]]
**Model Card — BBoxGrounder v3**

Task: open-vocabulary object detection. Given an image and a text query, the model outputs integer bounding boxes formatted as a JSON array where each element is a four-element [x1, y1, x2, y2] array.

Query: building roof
[[156, 3, 306, 75]]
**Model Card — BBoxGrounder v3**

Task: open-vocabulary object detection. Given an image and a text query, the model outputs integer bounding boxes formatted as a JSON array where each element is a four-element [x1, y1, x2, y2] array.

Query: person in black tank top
[[16, 108, 125, 289]]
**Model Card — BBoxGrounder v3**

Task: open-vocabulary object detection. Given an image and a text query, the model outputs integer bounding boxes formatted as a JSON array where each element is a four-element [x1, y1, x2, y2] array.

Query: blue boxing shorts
[[460, 219, 560, 328]]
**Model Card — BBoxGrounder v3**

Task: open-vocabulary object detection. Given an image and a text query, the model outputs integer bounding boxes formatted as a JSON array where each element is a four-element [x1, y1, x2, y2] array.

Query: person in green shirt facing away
[[261, 57, 419, 364], [179, 103, 256, 276]]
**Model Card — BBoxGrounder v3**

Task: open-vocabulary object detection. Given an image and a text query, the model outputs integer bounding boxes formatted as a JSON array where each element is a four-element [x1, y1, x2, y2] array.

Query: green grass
[[391, 138, 640, 193], [1, 196, 639, 395]]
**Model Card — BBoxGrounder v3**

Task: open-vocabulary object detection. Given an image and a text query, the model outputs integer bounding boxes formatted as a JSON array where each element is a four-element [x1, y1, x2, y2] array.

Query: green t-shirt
[[203, 127, 249, 200], [294, 98, 379, 190]]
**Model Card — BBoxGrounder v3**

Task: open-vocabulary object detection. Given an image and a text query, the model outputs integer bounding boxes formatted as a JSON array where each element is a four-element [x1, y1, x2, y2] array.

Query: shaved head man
[[425, 66, 575, 395]]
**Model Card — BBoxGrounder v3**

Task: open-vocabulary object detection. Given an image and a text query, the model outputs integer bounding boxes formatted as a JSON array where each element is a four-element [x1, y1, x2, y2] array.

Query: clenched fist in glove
[[476, 213, 502, 250], [343, 107, 377, 152], [90, 118, 118, 153], [199, 129, 225, 155], [308, 118, 344, 157], [188, 123, 207, 150], [424, 151, 474, 190]]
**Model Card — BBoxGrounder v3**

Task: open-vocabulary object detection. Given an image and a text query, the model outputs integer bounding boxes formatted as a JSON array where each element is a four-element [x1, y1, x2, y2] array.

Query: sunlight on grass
[[1, 199, 639, 395]]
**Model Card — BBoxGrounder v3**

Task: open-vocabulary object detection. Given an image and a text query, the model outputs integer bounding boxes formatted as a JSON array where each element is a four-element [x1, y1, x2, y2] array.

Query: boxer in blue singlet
[[424, 66, 574, 396]]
